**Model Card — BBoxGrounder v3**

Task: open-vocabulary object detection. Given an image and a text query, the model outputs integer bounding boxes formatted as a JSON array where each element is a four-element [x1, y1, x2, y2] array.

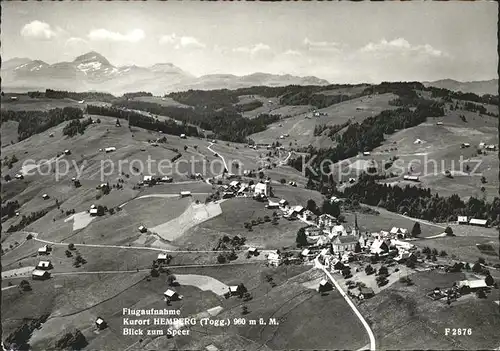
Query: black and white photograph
[[1, 1, 499, 350]]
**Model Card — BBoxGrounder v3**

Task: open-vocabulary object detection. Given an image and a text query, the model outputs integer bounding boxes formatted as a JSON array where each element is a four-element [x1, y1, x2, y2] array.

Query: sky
[[2, 1, 498, 83]]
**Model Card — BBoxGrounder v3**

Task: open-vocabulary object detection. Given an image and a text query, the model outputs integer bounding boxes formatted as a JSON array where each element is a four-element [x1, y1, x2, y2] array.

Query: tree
[[295, 227, 308, 247], [364, 264, 375, 275], [444, 226, 454, 236], [68, 243, 75, 250], [19, 280, 31, 291], [306, 199, 318, 214], [439, 250, 447, 257], [150, 268, 159, 277], [166, 274, 177, 286], [411, 222, 421, 237], [476, 289, 486, 298], [378, 266, 388, 276], [322, 200, 340, 217], [4, 174, 11, 182], [485, 274, 494, 286], [354, 242, 362, 253], [422, 247, 431, 255], [241, 305, 249, 315], [217, 254, 226, 264], [472, 262, 483, 273]]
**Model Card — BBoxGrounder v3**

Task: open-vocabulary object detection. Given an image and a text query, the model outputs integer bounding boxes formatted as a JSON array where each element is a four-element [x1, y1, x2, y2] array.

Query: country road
[[315, 257, 376, 351]]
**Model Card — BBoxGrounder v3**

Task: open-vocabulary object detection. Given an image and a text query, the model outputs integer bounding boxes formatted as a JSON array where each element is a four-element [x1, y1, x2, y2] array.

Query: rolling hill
[[423, 79, 498, 96]]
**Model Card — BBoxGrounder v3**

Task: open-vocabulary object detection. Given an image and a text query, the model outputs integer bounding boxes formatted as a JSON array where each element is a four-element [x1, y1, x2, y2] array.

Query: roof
[[229, 180, 240, 187], [164, 289, 177, 297], [457, 216, 468, 222], [180, 191, 191, 195], [90, 208, 98, 214], [301, 249, 310, 256], [255, 183, 268, 192], [334, 235, 358, 244], [96, 317, 105, 324], [292, 205, 304, 213], [38, 246, 48, 252], [390, 227, 407, 234], [469, 218, 487, 225], [279, 199, 288, 204], [459, 280, 488, 289], [157, 253, 168, 259], [229, 286, 239, 292], [319, 279, 329, 286], [248, 247, 257, 252], [32, 269, 49, 276], [332, 225, 346, 234], [267, 201, 280, 207], [268, 252, 280, 260], [143, 175, 152, 181]]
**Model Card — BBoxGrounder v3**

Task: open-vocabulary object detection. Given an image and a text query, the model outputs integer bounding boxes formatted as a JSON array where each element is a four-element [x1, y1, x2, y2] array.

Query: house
[[330, 196, 341, 204], [414, 139, 424, 144], [164, 289, 180, 301], [254, 182, 270, 197], [479, 142, 486, 149], [486, 145, 497, 151], [305, 226, 322, 237], [90, 208, 98, 216], [300, 210, 314, 221], [390, 239, 414, 251], [222, 191, 235, 199], [266, 201, 280, 209], [267, 252, 282, 266], [288, 205, 305, 219], [469, 218, 488, 227], [37, 260, 52, 270], [331, 235, 358, 254], [10, 96, 18, 101], [389, 227, 408, 238], [138, 225, 147, 233], [394, 251, 413, 262], [248, 247, 258, 256], [38, 245, 50, 255], [32, 269, 51, 280], [358, 234, 369, 248], [229, 180, 240, 189], [318, 214, 337, 228], [330, 225, 347, 237], [460, 143, 470, 148], [180, 191, 192, 197], [436, 122, 443, 125], [279, 199, 288, 207], [105, 147, 116, 153], [157, 253, 168, 263], [457, 279, 488, 291], [301, 248, 311, 257], [42, 194, 49, 200], [288, 181, 297, 187], [95, 317, 107, 330], [228, 285, 242, 296], [370, 238, 389, 255], [403, 175, 419, 182], [348, 177, 356, 183], [238, 183, 249, 193], [143, 175, 153, 184], [457, 216, 468, 224], [317, 279, 333, 293], [363, 152, 371, 156], [64, 149, 71, 155], [180, 134, 187, 139], [78, 100, 85, 104], [159, 176, 173, 183], [15, 173, 24, 180], [359, 287, 375, 299]]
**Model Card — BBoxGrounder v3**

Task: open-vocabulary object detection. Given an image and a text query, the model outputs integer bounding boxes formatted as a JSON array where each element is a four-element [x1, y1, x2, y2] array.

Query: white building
[[38, 245, 49, 255], [389, 227, 408, 238], [254, 182, 270, 197], [267, 252, 282, 266], [331, 235, 358, 254], [457, 216, 468, 224], [390, 239, 414, 251], [180, 134, 187, 139], [37, 260, 52, 270], [403, 175, 419, 182], [330, 225, 347, 237], [138, 225, 147, 233], [469, 218, 488, 227], [318, 214, 337, 228], [105, 147, 116, 153], [180, 191, 192, 197]]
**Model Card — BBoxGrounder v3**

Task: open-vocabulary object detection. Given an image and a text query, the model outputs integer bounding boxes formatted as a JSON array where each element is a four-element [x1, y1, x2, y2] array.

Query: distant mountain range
[[423, 79, 498, 96], [1, 51, 330, 95]]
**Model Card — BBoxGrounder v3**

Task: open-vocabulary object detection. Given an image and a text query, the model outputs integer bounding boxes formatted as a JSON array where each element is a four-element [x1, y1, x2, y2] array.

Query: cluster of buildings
[[456, 216, 488, 227]]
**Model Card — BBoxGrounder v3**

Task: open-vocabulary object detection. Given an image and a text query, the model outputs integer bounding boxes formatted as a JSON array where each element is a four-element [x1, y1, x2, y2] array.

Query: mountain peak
[[73, 51, 111, 65]]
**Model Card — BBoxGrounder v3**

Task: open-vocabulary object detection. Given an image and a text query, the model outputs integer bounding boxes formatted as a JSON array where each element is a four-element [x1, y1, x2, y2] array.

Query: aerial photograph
[[1, 1, 499, 350]]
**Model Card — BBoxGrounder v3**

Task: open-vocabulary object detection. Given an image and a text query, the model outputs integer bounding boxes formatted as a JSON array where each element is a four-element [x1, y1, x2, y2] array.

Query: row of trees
[[1, 107, 83, 141], [7, 209, 49, 232], [62, 117, 94, 137], [44, 89, 116, 102], [86, 105, 200, 137], [1, 200, 20, 219], [111, 100, 280, 142], [342, 174, 500, 224]]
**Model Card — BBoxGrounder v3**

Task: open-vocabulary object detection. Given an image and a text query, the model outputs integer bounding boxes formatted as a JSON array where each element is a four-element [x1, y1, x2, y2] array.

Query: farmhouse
[[32, 269, 51, 280], [288, 181, 297, 187], [95, 317, 107, 330], [266, 201, 280, 209], [469, 218, 488, 227], [330, 225, 348, 237], [330, 196, 341, 204], [267, 252, 282, 266], [331, 235, 358, 254], [370, 238, 389, 255], [157, 253, 168, 262], [279, 199, 288, 207], [254, 182, 270, 197], [305, 226, 322, 237], [479, 142, 486, 149], [90, 208, 98, 216], [222, 191, 235, 199], [105, 147, 116, 153], [64, 149, 71, 155], [180, 191, 192, 197], [414, 139, 424, 144], [37, 260, 52, 270], [436, 121, 443, 125], [389, 227, 408, 238], [457, 216, 468, 224], [286, 205, 305, 219], [317, 279, 333, 293], [363, 152, 371, 156], [160, 176, 173, 183], [403, 175, 419, 182], [318, 214, 337, 228], [180, 134, 187, 139], [348, 178, 356, 184], [138, 225, 147, 233], [143, 175, 153, 184], [42, 194, 49, 200], [460, 143, 470, 149], [164, 289, 180, 301], [38, 245, 50, 255], [486, 145, 497, 151], [15, 173, 24, 180], [301, 248, 311, 257], [228, 285, 243, 296], [229, 180, 240, 189], [457, 280, 488, 291], [248, 247, 258, 256]]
